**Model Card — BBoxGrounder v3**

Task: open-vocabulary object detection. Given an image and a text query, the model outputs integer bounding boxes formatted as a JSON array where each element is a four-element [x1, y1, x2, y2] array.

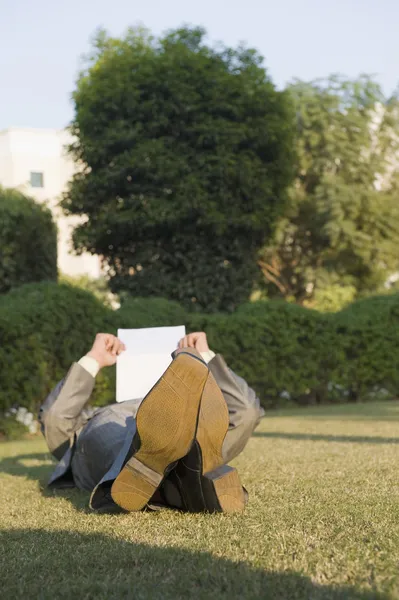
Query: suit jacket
[[38, 354, 263, 503]]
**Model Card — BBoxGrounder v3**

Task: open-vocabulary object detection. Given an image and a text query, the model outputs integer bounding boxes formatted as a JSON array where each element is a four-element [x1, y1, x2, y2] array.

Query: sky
[[1, 0, 398, 130]]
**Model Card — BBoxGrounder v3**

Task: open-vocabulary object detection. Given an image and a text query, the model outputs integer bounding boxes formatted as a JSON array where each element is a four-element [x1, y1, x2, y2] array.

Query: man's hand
[[86, 333, 126, 369], [178, 332, 210, 353]]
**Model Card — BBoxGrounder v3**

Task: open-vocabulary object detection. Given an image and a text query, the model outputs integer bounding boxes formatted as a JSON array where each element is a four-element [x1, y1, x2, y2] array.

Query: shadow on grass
[[264, 401, 399, 421], [0, 528, 389, 600], [0, 452, 55, 478], [252, 432, 399, 444], [0, 452, 91, 512]]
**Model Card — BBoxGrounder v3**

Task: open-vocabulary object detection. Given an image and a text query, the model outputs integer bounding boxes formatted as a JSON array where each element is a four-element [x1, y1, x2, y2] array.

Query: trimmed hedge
[[0, 187, 57, 294], [1, 283, 399, 413], [187, 306, 333, 407], [328, 295, 399, 401], [0, 283, 116, 412], [118, 297, 187, 328]]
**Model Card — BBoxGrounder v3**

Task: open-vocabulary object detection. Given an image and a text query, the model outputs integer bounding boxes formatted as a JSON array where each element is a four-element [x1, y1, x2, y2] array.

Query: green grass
[[1, 401, 399, 599]]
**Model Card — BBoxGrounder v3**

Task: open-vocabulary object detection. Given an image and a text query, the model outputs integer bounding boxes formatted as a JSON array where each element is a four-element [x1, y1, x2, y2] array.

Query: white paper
[[116, 326, 186, 402]]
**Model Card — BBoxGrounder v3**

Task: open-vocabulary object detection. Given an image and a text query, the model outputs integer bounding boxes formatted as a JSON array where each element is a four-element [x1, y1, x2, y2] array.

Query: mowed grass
[[1, 402, 399, 600]]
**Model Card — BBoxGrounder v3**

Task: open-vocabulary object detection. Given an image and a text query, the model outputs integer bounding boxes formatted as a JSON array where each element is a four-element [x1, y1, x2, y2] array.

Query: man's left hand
[[178, 332, 210, 353]]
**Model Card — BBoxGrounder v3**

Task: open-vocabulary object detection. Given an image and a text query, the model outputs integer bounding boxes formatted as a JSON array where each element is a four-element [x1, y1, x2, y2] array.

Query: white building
[[0, 127, 101, 277]]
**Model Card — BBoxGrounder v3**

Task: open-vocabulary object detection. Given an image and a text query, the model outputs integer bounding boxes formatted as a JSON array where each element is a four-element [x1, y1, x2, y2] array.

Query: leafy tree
[[259, 76, 399, 310], [0, 186, 57, 294], [62, 26, 295, 312]]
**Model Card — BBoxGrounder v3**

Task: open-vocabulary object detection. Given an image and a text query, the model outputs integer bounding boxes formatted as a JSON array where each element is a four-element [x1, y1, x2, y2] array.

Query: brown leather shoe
[[171, 350, 246, 514], [111, 351, 208, 511]]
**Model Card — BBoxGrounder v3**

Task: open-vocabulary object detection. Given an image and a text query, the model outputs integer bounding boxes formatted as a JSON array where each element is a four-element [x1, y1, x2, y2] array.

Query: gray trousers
[[39, 354, 263, 506]]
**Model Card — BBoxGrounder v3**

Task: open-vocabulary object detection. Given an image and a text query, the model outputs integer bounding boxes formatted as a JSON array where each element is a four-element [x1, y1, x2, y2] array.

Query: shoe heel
[[203, 465, 246, 513], [111, 457, 163, 512]]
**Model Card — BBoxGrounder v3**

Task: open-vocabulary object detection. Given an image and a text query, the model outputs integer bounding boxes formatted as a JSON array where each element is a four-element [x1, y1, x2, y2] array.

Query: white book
[[116, 325, 186, 402]]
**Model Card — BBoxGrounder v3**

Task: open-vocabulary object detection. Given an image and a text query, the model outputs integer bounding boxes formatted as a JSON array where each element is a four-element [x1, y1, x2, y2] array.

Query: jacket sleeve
[[38, 363, 96, 460], [208, 354, 264, 463]]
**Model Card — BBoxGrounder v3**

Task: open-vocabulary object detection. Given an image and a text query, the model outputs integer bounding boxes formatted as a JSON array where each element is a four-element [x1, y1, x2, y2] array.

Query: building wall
[[0, 127, 100, 278], [0, 130, 14, 187]]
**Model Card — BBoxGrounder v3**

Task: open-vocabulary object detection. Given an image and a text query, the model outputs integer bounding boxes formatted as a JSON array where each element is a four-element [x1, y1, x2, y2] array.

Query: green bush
[[118, 297, 187, 328], [310, 283, 357, 313], [0, 282, 116, 413], [0, 417, 28, 440], [187, 305, 333, 407], [0, 187, 57, 294], [330, 294, 399, 400], [117, 296, 399, 407], [0, 285, 190, 414], [1, 283, 399, 415]]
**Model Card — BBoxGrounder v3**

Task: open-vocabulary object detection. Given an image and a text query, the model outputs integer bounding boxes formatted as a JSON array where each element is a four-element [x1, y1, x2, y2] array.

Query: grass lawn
[[1, 401, 398, 599]]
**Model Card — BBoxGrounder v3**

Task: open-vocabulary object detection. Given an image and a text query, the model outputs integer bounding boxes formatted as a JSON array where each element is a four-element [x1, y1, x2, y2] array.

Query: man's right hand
[[86, 333, 126, 369]]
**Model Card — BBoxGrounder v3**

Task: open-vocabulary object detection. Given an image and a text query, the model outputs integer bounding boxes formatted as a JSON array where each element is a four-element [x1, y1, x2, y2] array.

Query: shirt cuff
[[78, 356, 100, 378], [200, 350, 216, 364]]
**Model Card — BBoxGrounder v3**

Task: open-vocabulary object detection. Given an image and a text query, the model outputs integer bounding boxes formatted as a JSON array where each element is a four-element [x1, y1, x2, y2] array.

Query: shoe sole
[[196, 372, 246, 513], [203, 465, 246, 513], [111, 353, 208, 511]]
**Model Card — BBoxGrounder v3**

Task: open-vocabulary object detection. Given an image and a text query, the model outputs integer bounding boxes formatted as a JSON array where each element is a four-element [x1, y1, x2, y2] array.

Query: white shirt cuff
[[200, 350, 216, 364], [78, 356, 100, 378]]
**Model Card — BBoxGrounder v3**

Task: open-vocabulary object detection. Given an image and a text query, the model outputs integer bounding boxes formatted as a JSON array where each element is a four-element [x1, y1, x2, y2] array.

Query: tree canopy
[[259, 76, 399, 309], [62, 26, 295, 311]]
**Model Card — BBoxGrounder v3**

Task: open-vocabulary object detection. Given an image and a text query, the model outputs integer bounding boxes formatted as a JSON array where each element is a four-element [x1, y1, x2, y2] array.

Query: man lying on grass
[[38, 331, 263, 513]]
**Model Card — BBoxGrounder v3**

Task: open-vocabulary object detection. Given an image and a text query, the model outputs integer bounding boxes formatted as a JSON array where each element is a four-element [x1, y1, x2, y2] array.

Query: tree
[[62, 26, 295, 312], [259, 76, 399, 310], [0, 186, 57, 294]]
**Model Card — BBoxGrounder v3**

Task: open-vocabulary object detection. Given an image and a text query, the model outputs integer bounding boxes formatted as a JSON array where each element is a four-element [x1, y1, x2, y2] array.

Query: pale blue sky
[[0, 0, 397, 130]]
